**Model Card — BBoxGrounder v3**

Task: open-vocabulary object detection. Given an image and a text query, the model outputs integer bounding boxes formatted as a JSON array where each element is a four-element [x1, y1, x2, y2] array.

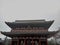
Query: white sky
[[0, 0, 60, 39]]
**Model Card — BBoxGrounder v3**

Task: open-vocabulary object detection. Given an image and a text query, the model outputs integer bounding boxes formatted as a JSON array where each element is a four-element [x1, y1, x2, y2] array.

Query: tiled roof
[[1, 31, 57, 38], [5, 20, 54, 29]]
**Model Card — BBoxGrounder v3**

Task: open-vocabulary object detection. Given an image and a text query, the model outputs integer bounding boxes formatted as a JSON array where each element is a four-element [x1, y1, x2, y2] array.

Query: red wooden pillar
[[32, 39, 34, 45], [17, 39, 19, 45], [46, 39, 48, 45], [38, 39, 41, 45], [10, 39, 12, 45], [24, 39, 27, 45], [19, 40, 21, 45], [17, 39, 18, 45]]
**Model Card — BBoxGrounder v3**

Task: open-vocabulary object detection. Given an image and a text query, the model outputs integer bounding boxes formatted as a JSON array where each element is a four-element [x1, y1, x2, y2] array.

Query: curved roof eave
[[5, 20, 54, 29]]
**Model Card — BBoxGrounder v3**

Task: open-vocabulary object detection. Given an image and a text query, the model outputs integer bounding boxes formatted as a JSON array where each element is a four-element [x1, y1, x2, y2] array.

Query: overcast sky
[[0, 0, 60, 39]]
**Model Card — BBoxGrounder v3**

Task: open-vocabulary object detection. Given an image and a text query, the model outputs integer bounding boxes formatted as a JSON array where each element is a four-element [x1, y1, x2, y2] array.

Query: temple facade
[[1, 20, 57, 45]]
